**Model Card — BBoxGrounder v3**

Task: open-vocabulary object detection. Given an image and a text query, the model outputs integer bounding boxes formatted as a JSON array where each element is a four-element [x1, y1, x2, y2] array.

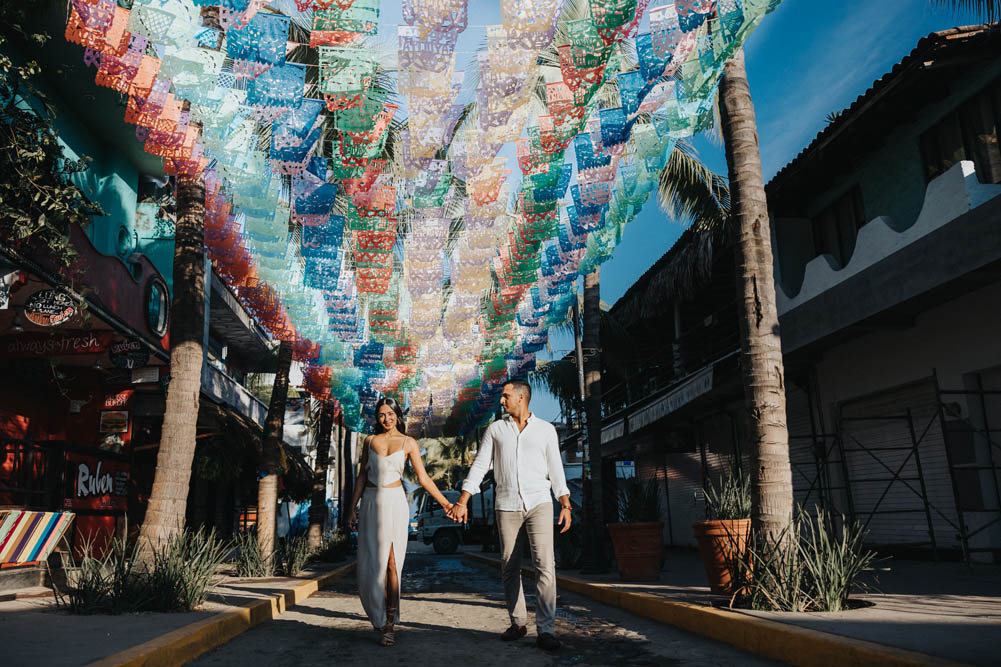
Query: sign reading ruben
[[108, 338, 150, 369], [24, 289, 76, 327], [64, 454, 129, 511]]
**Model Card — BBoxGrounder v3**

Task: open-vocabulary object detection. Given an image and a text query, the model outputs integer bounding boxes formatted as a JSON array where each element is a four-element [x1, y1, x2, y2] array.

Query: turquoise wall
[[48, 102, 140, 262], [6, 41, 142, 269]]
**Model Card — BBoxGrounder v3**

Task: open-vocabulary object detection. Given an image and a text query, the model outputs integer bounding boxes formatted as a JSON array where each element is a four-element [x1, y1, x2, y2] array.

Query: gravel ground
[[192, 547, 775, 666]]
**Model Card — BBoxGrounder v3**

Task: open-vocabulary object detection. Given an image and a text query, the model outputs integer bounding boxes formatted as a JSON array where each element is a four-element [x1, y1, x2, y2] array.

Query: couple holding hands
[[347, 379, 572, 649]]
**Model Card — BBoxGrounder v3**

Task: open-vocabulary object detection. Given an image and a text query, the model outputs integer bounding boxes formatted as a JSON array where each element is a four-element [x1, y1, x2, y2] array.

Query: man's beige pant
[[496, 503, 556, 634]]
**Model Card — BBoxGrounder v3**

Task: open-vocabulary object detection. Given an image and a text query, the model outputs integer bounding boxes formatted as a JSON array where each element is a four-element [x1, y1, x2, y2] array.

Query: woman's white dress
[[357, 447, 409, 629]]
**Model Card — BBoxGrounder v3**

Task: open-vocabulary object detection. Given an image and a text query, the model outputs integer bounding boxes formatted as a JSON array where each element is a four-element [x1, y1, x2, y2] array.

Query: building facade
[[582, 25, 1001, 561], [0, 18, 310, 572]]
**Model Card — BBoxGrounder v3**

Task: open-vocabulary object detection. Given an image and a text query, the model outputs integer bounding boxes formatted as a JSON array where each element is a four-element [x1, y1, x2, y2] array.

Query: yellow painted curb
[[88, 560, 356, 667], [463, 553, 963, 667]]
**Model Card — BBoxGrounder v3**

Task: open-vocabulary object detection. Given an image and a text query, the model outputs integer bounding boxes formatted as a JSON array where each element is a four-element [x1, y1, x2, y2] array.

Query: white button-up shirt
[[461, 413, 571, 512]]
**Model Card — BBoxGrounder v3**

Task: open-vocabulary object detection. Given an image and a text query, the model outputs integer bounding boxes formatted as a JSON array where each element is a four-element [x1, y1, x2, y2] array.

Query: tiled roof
[[767, 24, 1000, 191]]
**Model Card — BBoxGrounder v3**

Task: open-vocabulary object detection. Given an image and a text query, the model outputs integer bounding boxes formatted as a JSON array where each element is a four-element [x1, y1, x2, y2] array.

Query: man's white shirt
[[461, 413, 571, 511]]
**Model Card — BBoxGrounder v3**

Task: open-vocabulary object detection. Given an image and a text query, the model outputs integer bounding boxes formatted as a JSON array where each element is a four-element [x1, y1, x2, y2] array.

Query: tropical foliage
[[728, 508, 879, 612], [930, 0, 1000, 22], [0, 9, 103, 267], [62, 529, 228, 615], [404, 436, 475, 500]]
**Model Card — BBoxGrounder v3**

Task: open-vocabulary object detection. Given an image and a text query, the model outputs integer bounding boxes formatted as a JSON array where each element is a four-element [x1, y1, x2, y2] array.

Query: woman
[[347, 397, 453, 646]]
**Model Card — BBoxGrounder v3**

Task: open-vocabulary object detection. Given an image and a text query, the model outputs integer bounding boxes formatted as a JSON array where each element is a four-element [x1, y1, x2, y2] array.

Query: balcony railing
[[200, 362, 268, 426]]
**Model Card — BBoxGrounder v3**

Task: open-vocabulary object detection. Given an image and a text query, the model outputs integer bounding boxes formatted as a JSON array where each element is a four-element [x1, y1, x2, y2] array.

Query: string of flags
[[65, 0, 781, 434]]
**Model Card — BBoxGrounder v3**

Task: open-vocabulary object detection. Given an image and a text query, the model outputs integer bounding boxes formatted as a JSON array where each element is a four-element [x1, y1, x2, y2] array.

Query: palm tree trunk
[[340, 428, 355, 531], [308, 400, 335, 549], [257, 339, 293, 556], [582, 268, 608, 571], [718, 49, 793, 545], [138, 173, 206, 553]]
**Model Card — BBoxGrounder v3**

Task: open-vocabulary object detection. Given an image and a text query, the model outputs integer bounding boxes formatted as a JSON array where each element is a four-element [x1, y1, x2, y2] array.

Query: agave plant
[[704, 467, 751, 521], [617, 476, 662, 523]]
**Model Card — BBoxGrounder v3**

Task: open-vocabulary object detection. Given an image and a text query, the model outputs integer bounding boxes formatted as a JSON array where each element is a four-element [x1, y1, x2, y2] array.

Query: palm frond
[[529, 357, 580, 420], [658, 139, 730, 232], [928, 0, 1000, 22]]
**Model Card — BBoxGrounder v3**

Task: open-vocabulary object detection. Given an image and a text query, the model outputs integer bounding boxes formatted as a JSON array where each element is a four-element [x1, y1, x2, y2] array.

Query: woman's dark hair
[[374, 397, 406, 435]]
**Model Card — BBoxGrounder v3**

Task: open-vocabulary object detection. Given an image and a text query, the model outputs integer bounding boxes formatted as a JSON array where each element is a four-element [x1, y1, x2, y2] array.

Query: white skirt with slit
[[357, 485, 409, 629]]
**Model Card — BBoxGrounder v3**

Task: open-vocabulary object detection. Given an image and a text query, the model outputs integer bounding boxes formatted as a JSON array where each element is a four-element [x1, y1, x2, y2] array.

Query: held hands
[[447, 502, 468, 524]]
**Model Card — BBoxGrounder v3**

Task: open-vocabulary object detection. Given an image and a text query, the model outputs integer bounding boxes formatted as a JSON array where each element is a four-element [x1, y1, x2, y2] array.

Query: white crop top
[[366, 446, 405, 486]]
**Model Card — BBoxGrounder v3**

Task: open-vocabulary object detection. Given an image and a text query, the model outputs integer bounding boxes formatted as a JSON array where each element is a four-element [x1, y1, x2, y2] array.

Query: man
[[450, 379, 572, 652]]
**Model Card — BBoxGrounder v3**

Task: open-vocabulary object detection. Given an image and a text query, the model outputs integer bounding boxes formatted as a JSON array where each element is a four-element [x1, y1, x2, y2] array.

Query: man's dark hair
[[504, 378, 532, 402]]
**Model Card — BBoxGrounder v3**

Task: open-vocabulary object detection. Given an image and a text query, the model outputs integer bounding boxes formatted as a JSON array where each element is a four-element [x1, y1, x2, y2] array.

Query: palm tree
[[526, 0, 732, 572], [581, 268, 610, 569], [929, 0, 999, 21], [138, 173, 207, 552], [257, 339, 293, 556], [308, 399, 336, 549], [718, 49, 791, 546]]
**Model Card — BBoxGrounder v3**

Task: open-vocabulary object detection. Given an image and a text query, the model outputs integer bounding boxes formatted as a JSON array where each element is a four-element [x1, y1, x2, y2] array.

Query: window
[[145, 279, 169, 338], [919, 77, 1001, 184], [811, 186, 866, 267]]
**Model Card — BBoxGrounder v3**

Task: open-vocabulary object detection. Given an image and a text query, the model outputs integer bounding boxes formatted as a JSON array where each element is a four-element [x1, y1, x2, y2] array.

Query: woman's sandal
[[379, 603, 397, 646]]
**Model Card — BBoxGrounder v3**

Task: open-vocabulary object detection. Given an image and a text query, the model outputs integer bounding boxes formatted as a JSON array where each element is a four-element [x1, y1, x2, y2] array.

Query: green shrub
[[64, 536, 145, 615], [145, 529, 229, 611], [232, 530, 274, 578], [274, 533, 312, 577], [729, 508, 879, 612], [798, 508, 879, 612], [310, 530, 349, 564], [704, 468, 751, 520], [61, 529, 227, 614], [617, 477, 661, 523]]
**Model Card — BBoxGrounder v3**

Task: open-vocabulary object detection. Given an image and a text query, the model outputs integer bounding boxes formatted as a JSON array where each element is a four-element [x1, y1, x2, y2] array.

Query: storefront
[[1, 228, 171, 559]]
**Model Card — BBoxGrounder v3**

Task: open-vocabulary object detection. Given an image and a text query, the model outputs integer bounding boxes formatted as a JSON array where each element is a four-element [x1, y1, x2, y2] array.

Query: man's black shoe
[[500, 624, 527, 641], [536, 632, 561, 651]]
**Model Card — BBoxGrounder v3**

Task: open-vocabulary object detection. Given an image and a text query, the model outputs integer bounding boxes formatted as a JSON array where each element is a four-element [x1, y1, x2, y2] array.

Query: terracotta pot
[[692, 519, 751, 595], [607, 522, 664, 582]]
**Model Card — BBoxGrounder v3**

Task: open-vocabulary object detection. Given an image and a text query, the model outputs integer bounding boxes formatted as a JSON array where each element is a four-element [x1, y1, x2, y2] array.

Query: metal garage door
[[838, 379, 961, 552]]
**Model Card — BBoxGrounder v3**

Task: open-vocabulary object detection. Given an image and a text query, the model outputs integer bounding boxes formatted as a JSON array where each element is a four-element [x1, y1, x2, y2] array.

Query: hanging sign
[[109, 338, 150, 369], [63, 453, 129, 511], [103, 389, 134, 410], [2, 331, 113, 357], [99, 410, 130, 434], [23, 289, 76, 326]]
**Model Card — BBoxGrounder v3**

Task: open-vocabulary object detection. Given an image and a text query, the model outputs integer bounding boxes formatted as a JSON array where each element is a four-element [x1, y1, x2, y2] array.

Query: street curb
[[463, 553, 962, 667], [87, 560, 356, 667]]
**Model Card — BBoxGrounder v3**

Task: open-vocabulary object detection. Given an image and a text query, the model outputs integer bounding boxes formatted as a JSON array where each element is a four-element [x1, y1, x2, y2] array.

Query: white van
[[414, 488, 495, 554]]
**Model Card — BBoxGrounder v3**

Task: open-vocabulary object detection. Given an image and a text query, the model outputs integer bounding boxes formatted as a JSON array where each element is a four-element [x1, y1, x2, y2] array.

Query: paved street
[[192, 547, 772, 666]]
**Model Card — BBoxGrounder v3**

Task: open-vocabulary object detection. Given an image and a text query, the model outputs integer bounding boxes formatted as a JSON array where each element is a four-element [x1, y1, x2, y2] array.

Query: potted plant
[[607, 477, 664, 581], [693, 468, 751, 595]]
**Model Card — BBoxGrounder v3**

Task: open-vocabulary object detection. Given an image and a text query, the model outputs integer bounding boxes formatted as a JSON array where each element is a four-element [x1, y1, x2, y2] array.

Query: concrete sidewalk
[[467, 549, 1001, 666], [0, 560, 355, 666]]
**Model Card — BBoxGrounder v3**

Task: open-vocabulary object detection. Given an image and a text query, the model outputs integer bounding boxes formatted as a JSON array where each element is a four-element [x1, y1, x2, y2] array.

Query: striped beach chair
[[0, 510, 75, 566]]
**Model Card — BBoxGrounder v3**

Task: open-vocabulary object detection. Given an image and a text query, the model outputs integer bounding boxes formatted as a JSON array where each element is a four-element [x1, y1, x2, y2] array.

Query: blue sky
[[363, 0, 984, 423], [529, 0, 984, 422]]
